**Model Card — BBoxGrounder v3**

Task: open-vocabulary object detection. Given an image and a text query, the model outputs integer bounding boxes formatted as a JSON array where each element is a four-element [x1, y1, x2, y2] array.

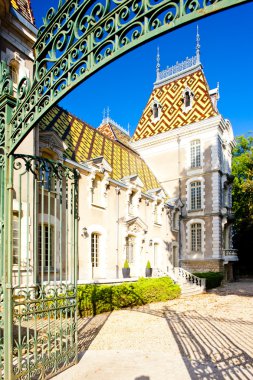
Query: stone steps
[[180, 282, 204, 297]]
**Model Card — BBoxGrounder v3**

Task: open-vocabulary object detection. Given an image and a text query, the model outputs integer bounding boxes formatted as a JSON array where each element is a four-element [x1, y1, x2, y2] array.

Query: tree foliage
[[232, 135, 253, 224], [232, 135, 253, 273]]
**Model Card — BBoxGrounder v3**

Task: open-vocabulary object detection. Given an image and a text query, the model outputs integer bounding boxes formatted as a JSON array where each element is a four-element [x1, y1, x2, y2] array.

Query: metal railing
[[222, 249, 238, 259]]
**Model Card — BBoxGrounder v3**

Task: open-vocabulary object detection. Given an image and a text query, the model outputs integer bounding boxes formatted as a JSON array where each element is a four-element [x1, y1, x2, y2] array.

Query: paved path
[[54, 280, 253, 380]]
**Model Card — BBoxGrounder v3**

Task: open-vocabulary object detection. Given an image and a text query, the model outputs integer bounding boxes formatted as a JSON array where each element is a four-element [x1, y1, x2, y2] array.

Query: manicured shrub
[[193, 271, 223, 290], [77, 277, 181, 317]]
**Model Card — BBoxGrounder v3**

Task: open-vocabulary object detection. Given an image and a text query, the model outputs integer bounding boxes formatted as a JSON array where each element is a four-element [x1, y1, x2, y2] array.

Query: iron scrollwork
[[9, 0, 247, 153]]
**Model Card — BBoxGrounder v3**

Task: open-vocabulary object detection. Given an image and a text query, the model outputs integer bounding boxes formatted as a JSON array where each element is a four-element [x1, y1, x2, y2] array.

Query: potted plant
[[122, 259, 130, 278], [145, 260, 152, 277]]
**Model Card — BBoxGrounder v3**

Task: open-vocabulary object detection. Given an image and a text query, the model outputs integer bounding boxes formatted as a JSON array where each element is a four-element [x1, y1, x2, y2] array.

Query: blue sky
[[31, 1, 253, 137]]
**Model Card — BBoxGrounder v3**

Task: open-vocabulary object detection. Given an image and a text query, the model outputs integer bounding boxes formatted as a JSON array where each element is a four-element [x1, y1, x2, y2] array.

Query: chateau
[[0, 0, 238, 284]]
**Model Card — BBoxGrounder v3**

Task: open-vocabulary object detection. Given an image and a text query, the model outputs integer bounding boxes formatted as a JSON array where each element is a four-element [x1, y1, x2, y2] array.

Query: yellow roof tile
[[38, 107, 161, 193]]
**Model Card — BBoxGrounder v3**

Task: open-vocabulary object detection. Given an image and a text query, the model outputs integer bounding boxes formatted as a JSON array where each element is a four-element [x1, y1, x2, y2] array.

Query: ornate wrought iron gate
[[0, 155, 79, 379]]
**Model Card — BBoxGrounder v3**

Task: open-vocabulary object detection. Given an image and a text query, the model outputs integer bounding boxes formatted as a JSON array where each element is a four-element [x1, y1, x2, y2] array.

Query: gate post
[[0, 91, 17, 379]]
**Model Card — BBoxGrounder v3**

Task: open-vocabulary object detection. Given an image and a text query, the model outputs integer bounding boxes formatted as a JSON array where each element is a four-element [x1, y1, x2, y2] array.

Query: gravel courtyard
[[55, 280, 253, 380]]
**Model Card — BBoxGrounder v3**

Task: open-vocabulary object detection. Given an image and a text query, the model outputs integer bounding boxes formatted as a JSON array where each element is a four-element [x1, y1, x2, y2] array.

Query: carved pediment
[[40, 131, 68, 153], [85, 156, 112, 173], [121, 174, 144, 188], [125, 217, 148, 234], [147, 188, 166, 199]]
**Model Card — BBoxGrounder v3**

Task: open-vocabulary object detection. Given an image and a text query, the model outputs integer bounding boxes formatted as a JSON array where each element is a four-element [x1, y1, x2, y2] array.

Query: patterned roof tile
[[132, 68, 217, 141], [10, 0, 35, 24], [38, 107, 161, 193]]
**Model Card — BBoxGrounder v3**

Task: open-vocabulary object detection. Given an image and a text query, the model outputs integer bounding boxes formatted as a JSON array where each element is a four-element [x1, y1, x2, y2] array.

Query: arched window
[[91, 233, 100, 267], [126, 235, 135, 263], [190, 181, 201, 210], [191, 223, 202, 252], [9, 60, 19, 85], [190, 140, 201, 168]]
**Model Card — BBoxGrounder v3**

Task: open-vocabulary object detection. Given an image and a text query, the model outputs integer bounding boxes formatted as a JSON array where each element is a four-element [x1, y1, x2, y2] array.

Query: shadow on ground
[[77, 312, 111, 354]]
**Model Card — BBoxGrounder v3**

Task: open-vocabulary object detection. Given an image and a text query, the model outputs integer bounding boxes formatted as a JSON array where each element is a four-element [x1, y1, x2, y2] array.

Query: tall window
[[128, 192, 135, 216], [13, 214, 19, 265], [154, 243, 159, 267], [190, 181, 201, 210], [191, 140, 201, 168], [191, 223, 202, 252], [91, 233, 99, 267], [38, 224, 54, 268], [9, 60, 19, 85], [92, 177, 101, 205], [126, 236, 135, 263]]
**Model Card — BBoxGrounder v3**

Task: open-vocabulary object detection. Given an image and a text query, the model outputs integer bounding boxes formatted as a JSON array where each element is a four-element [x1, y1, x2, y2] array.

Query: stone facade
[[1, 1, 238, 283]]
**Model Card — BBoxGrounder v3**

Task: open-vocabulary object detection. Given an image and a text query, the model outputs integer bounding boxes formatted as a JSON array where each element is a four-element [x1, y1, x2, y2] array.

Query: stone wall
[[181, 259, 224, 273]]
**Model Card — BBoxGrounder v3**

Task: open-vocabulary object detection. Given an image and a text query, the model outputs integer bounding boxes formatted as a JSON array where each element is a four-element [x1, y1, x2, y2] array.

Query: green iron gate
[[1, 154, 79, 379], [0, 0, 251, 379]]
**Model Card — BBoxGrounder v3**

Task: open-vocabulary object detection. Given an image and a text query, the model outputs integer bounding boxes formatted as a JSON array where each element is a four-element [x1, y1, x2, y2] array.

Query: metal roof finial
[[156, 46, 160, 81], [196, 25, 200, 64], [106, 106, 110, 121]]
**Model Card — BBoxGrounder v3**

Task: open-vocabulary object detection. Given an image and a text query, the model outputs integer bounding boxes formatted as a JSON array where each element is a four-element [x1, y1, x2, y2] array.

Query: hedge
[[193, 272, 223, 290], [77, 277, 181, 317]]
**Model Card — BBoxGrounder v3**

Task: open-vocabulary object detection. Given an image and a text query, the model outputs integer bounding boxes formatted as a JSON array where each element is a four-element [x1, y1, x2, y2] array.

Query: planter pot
[[145, 268, 152, 277], [122, 268, 130, 278]]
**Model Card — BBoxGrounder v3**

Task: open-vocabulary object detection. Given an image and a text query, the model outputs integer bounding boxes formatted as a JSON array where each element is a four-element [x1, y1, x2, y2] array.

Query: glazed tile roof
[[38, 106, 161, 192], [132, 68, 217, 141], [10, 0, 35, 24], [98, 122, 131, 147]]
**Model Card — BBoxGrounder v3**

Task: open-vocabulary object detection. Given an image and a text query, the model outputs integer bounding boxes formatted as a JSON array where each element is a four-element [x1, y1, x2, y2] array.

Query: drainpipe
[[177, 136, 182, 268], [115, 186, 120, 278]]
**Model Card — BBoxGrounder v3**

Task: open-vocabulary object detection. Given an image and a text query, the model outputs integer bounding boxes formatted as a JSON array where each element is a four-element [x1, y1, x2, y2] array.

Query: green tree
[[232, 135, 253, 274]]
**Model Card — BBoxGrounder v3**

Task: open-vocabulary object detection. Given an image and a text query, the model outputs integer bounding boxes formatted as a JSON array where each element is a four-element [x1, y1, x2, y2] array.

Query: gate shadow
[[130, 303, 253, 379], [164, 308, 253, 379], [77, 312, 111, 356]]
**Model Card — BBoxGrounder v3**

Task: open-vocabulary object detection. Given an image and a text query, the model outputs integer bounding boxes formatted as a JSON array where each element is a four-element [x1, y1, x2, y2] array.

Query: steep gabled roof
[[98, 119, 131, 147], [132, 68, 217, 142], [38, 106, 161, 192], [10, 0, 35, 24]]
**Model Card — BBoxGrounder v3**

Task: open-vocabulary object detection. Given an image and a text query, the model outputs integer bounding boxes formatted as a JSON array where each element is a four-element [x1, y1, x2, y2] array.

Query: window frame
[[38, 224, 54, 269], [191, 223, 202, 253], [190, 181, 202, 210], [190, 140, 201, 169], [91, 232, 100, 268], [126, 235, 135, 264]]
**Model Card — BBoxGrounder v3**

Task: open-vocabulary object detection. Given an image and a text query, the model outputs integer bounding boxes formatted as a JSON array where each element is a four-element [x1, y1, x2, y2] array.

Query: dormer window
[[151, 99, 161, 122], [185, 91, 191, 108], [182, 87, 194, 113], [153, 103, 159, 119]]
